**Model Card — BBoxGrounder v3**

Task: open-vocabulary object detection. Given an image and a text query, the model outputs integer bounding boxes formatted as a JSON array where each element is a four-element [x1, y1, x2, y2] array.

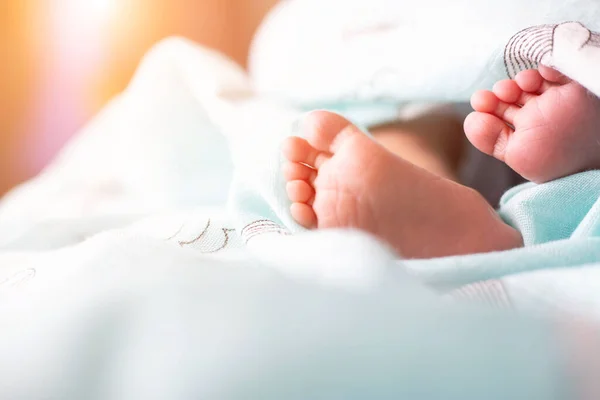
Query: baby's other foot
[[465, 65, 600, 183], [282, 111, 521, 258]]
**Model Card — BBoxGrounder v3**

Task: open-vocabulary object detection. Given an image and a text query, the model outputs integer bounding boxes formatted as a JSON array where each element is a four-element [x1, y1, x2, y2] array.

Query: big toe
[[301, 110, 366, 154], [464, 111, 512, 161]]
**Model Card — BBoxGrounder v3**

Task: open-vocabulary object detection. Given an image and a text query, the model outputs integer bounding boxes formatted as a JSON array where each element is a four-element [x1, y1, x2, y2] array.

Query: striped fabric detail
[[241, 219, 291, 244], [587, 30, 600, 47], [504, 24, 555, 78]]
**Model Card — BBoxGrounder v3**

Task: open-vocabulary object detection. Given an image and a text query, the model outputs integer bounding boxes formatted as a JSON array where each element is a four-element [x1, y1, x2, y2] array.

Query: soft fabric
[[1, 16, 600, 400], [0, 230, 577, 400], [250, 0, 600, 126]]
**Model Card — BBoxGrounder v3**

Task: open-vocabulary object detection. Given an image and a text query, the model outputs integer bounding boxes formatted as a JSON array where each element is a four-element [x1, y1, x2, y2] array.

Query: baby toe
[[290, 203, 317, 228], [471, 90, 518, 125], [283, 162, 317, 183], [492, 80, 522, 103], [282, 136, 320, 167], [515, 69, 549, 93], [286, 180, 315, 204], [470, 90, 500, 113], [538, 65, 570, 85]]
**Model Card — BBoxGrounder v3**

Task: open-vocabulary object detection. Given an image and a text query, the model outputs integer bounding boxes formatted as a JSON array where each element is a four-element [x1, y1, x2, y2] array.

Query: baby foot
[[465, 65, 600, 183], [282, 111, 521, 258]]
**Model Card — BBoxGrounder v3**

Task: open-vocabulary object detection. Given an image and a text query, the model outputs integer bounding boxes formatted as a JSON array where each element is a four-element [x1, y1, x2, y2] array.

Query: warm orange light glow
[[62, 0, 118, 27], [0, 0, 279, 195]]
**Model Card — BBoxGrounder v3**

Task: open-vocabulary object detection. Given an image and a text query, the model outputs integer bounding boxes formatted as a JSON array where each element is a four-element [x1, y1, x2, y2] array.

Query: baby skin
[[282, 66, 600, 258]]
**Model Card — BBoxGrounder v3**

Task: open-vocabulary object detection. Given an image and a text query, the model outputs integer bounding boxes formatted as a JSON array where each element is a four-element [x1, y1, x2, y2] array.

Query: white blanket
[[251, 0, 600, 125]]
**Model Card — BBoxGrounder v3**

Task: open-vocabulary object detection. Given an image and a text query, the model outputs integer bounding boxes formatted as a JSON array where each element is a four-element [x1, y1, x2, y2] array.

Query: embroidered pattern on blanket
[[503, 24, 554, 78], [504, 22, 600, 78], [164, 218, 289, 251], [586, 30, 600, 47], [166, 218, 240, 253], [241, 219, 291, 245]]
